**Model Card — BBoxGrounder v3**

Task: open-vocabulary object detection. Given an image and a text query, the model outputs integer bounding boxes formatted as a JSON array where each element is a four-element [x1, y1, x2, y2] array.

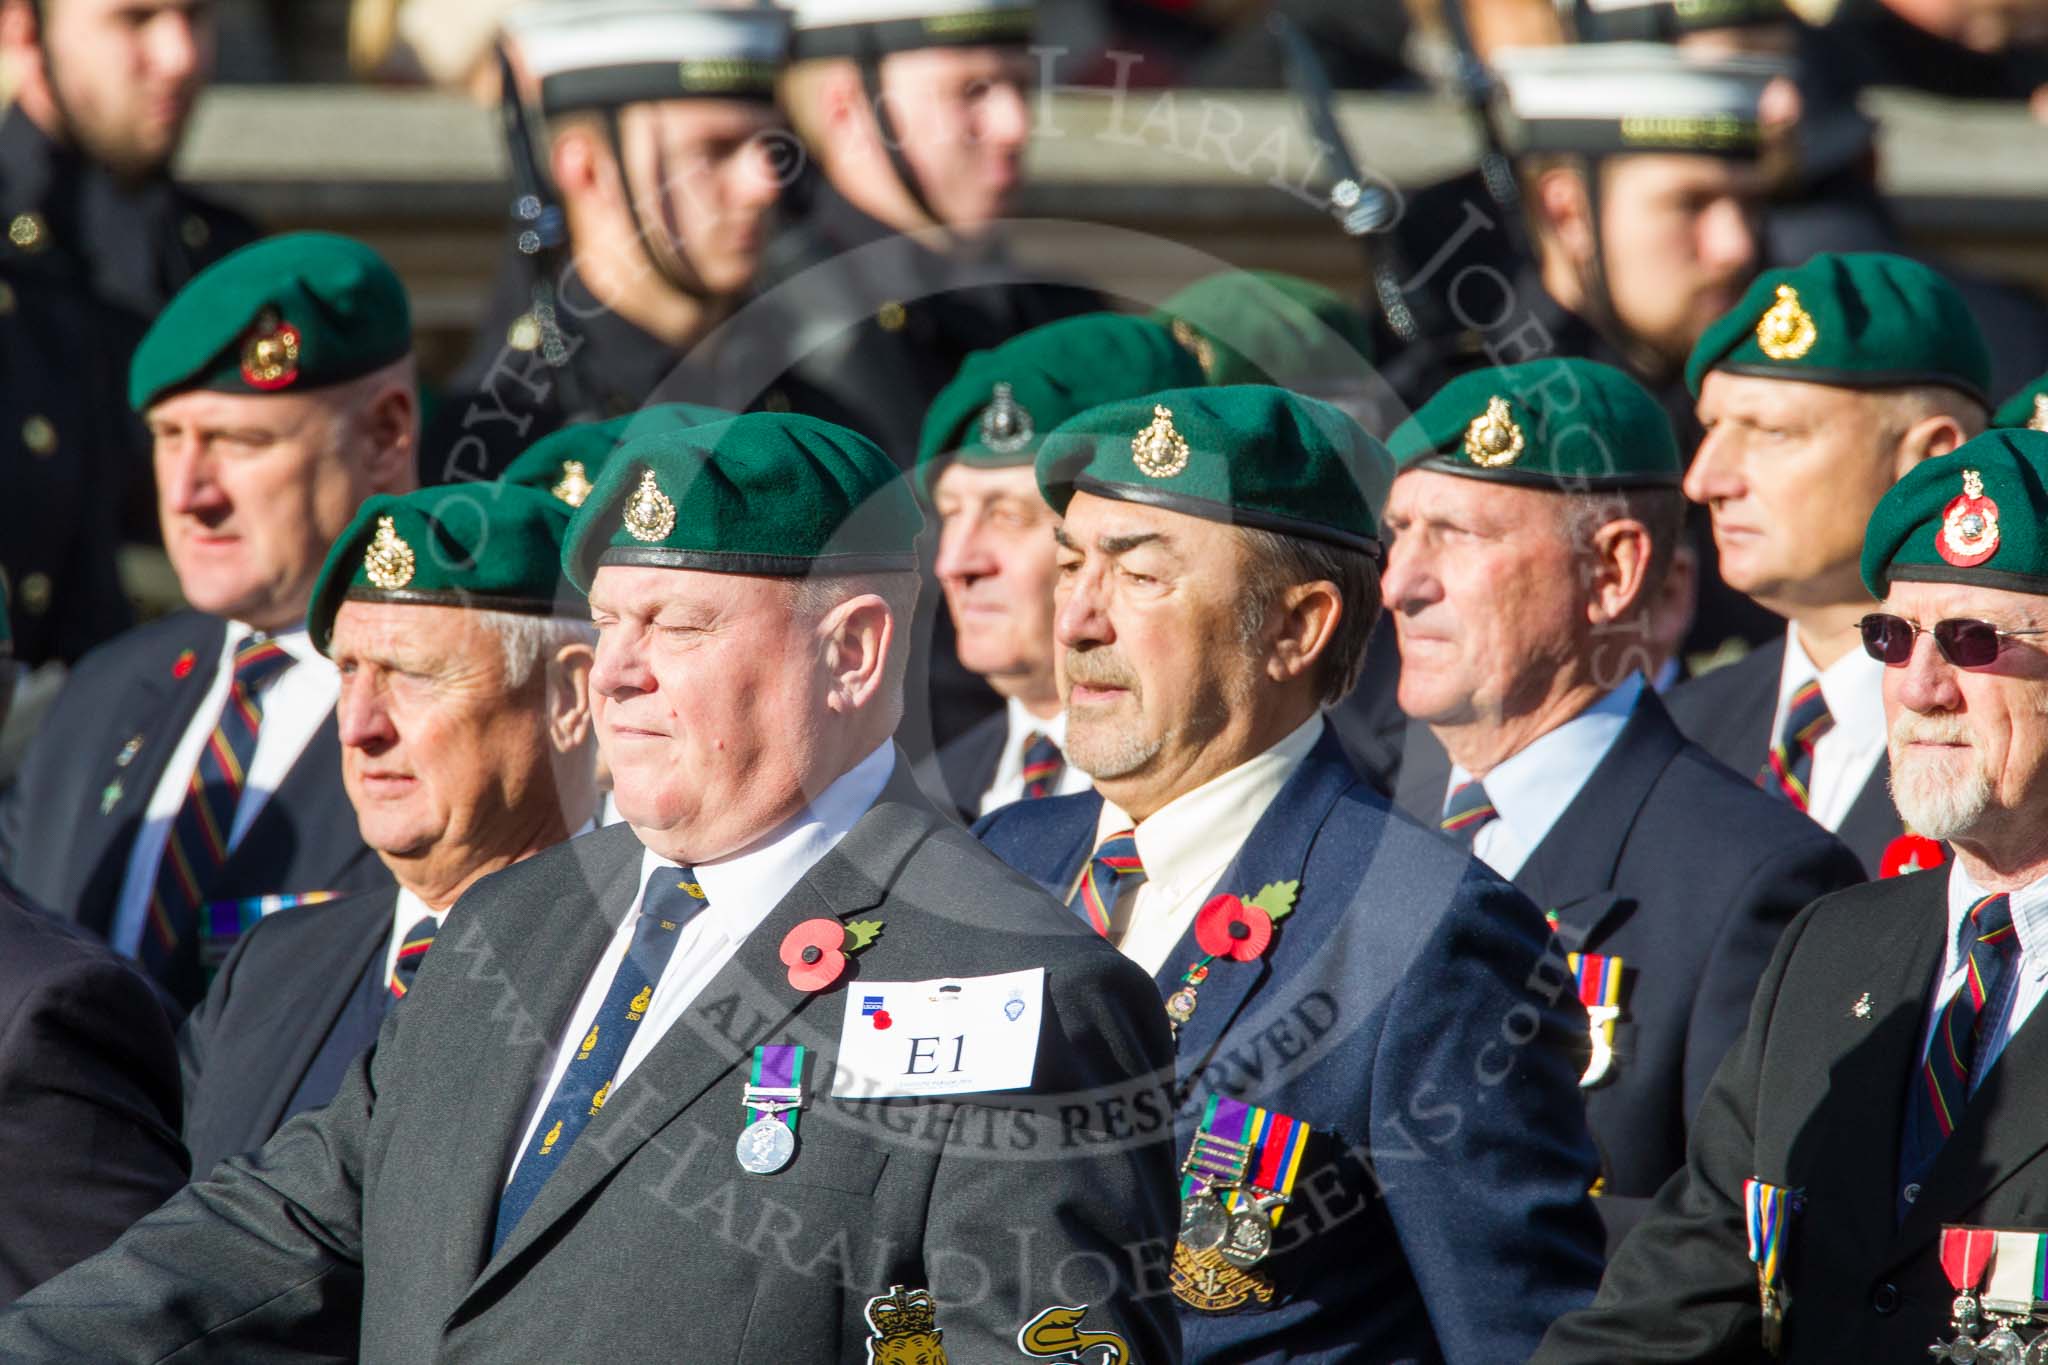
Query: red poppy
[[780, 917, 848, 992], [872, 1010, 892, 1030], [1194, 894, 1273, 963], [172, 649, 196, 680], [1880, 834, 1946, 879]]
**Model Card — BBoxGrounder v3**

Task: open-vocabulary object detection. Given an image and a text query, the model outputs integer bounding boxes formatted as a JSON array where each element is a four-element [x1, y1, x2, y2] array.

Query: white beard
[[1889, 741, 1993, 842]]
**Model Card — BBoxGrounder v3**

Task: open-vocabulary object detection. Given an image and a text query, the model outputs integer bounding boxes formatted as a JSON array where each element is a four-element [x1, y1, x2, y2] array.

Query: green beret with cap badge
[[1991, 371, 2048, 433], [916, 313, 1204, 496], [1685, 251, 1991, 404], [129, 232, 412, 412], [307, 484, 576, 655], [502, 404, 736, 511], [1388, 358, 1682, 489], [1035, 385, 1391, 556], [1151, 270, 1375, 390], [1861, 430, 2048, 598], [562, 412, 924, 593]]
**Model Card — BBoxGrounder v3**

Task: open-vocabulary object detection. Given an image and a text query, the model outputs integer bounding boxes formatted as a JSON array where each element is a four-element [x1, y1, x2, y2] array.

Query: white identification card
[[830, 968, 1046, 1099]]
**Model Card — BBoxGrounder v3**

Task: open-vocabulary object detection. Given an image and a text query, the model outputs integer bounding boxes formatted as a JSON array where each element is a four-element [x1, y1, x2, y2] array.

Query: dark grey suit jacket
[[0, 759, 1183, 1363]]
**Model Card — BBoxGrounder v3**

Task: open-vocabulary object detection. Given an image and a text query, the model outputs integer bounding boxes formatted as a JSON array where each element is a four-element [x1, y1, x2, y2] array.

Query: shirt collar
[[1945, 860, 2048, 966], [1450, 673, 1642, 840], [1102, 713, 1324, 892], [1003, 695, 1066, 764], [631, 741, 895, 945], [1781, 623, 1885, 745], [393, 885, 441, 931], [224, 620, 332, 676]]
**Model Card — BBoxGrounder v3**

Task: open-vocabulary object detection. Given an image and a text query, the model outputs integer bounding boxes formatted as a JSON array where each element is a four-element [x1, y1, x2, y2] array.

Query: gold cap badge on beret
[[978, 382, 1034, 454], [1755, 284, 1818, 362], [551, 459, 595, 508], [363, 515, 417, 589], [1463, 396, 1525, 468], [623, 469, 678, 542], [241, 311, 303, 391], [2031, 393, 2048, 434], [1132, 404, 1190, 479], [1939, 467, 2000, 567]]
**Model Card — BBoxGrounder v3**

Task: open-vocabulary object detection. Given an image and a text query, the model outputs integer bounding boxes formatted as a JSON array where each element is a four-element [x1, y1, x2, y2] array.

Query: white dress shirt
[[506, 742, 894, 1183], [109, 624, 340, 958], [1770, 625, 1887, 832], [1094, 714, 1325, 977], [1918, 862, 2048, 1089], [977, 696, 1092, 816], [1451, 673, 1643, 882]]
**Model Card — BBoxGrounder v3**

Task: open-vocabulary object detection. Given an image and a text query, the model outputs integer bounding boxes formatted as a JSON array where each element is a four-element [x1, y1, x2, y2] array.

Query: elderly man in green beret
[[177, 482, 601, 1179], [1539, 429, 2048, 1362], [976, 384, 1607, 1362], [1668, 251, 1990, 877], [1381, 357, 1863, 1249], [0, 411, 1181, 1361], [0, 231, 417, 1008], [915, 311, 1204, 821]]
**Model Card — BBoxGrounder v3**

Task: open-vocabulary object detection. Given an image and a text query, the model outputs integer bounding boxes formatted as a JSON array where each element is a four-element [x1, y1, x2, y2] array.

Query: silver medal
[[736, 1116, 796, 1174], [1178, 1193, 1229, 1252], [1220, 1208, 1274, 1268]]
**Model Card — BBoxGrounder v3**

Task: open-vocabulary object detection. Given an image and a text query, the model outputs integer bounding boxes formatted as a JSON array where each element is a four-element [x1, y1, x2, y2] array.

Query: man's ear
[[1534, 164, 1596, 269], [359, 381, 419, 494], [1585, 518, 1656, 625], [818, 593, 893, 715], [1894, 412, 1972, 479], [1265, 580, 1344, 686], [549, 122, 609, 200], [0, 0, 42, 78], [546, 641, 595, 753]]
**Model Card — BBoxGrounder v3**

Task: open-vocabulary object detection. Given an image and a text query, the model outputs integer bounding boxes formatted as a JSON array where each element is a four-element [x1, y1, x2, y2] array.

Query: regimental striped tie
[[1759, 679, 1833, 811], [1440, 781, 1498, 847], [139, 636, 296, 1003], [388, 914, 439, 1001], [1909, 894, 2018, 1158], [1070, 830, 1145, 938], [491, 869, 709, 1255], [1020, 732, 1064, 801]]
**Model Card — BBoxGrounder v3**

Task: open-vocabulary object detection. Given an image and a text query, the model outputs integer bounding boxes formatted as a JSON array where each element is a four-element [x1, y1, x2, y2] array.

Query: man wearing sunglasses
[[1382, 358, 1863, 1251], [1669, 252, 1991, 875], [1538, 428, 2048, 1362]]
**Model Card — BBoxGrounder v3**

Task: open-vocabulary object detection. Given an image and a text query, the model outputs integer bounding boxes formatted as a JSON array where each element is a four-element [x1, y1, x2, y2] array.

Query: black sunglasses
[[1859, 613, 2048, 668]]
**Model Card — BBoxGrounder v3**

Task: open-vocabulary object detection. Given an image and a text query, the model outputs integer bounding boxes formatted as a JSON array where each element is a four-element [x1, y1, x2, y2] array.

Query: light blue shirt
[[1448, 672, 1644, 881]]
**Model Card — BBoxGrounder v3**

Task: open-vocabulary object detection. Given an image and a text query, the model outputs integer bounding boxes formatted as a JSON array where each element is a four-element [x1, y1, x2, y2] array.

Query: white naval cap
[[504, 0, 790, 113], [1492, 42, 1791, 157], [786, 0, 1034, 59]]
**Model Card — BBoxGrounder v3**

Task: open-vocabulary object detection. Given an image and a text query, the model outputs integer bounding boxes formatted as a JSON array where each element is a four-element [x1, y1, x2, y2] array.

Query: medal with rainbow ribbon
[[1744, 1177, 1800, 1356], [1169, 1094, 1312, 1314], [1567, 951, 1625, 1088]]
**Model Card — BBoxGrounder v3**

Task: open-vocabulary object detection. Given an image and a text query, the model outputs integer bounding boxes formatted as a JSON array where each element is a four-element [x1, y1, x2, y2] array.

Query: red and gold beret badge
[[240, 310, 302, 391], [1938, 467, 2000, 568]]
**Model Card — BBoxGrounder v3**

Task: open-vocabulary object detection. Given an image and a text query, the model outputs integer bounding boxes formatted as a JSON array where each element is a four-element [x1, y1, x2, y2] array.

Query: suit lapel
[[1718, 637, 1784, 771], [463, 760, 938, 1298], [1512, 692, 1684, 949], [245, 892, 393, 1142], [74, 617, 225, 933], [1163, 733, 1357, 1088], [221, 711, 372, 894], [1391, 718, 1450, 827], [1837, 757, 1903, 875]]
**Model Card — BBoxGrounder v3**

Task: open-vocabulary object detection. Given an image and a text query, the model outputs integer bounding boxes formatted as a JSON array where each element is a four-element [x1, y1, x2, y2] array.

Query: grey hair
[[1233, 527, 1383, 707], [473, 610, 597, 690], [791, 571, 921, 722], [1555, 486, 1686, 610]]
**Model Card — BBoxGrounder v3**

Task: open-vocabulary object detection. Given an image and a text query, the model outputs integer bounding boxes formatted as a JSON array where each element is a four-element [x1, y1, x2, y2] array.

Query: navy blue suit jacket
[[1664, 637, 1902, 876], [1393, 690, 1866, 1246], [179, 889, 395, 1179], [976, 729, 1607, 1364], [0, 612, 390, 961]]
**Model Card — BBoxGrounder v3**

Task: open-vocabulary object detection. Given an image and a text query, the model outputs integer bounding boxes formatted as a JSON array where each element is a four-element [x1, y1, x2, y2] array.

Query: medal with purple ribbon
[[736, 1043, 805, 1174]]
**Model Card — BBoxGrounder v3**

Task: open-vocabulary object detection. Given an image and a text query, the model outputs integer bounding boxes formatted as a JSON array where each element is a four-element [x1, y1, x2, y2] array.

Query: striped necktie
[[492, 868, 709, 1255], [139, 635, 296, 1002], [1906, 894, 2018, 1170], [1071, 830, 1144, 938], [388, 914, 438, 1001], [1020, 732, 1064, 800], [1759, 679, 1833, 811], [1441, 781, 1498, 847]]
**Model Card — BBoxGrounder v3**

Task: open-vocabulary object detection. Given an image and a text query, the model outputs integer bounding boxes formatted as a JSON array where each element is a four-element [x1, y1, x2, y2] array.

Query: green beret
[[1151, 271, 1375, 390], [915, 313, 1204, 495], [130, 232, 412, 412], [1861, 432, 2048, 597], [308, 485, 576, 655], [1388, 358, 1681, 489], [1991, 372, 2048, 432], [562, 412, 924, 592], [502, 404, 735, 511], [1035, 385, 1391, 556], [1685, 252, 1991, 404]]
